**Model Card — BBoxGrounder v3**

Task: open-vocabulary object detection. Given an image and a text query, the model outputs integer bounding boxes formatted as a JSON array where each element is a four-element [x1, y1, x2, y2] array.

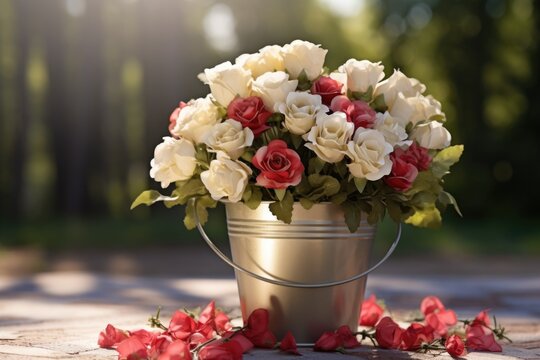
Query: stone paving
[[0, 252, 539, 359]]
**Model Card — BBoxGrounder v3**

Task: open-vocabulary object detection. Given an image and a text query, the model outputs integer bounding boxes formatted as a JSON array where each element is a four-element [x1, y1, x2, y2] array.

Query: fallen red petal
[[280, 331, 301, 355]]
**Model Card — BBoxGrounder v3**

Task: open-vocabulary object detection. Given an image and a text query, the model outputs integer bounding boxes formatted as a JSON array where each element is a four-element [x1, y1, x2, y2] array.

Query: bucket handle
[[196, 207, 401, 289]]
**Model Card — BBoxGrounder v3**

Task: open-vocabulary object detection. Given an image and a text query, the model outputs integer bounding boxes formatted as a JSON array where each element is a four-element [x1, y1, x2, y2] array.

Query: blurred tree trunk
[[9, 0, 32, 217], [39, 0, 70, 215], [63, 0, 104, 214]]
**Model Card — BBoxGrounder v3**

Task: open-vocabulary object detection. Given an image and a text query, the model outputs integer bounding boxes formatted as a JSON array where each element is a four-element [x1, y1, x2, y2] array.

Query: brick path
[[0, 251, 539, 359]]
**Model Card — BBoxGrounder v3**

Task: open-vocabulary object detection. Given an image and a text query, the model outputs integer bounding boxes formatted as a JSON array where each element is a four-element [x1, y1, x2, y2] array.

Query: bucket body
[[225, 201, 375, 343]]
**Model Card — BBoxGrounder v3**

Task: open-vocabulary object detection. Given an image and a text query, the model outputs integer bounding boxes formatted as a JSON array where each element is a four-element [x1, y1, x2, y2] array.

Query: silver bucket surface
[[196, 201, 401, 344], [227, 202, 374, 343]]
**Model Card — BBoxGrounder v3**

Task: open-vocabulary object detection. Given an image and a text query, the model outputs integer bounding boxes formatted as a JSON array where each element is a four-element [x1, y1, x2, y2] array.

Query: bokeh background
[[1, 0, 539, 274]]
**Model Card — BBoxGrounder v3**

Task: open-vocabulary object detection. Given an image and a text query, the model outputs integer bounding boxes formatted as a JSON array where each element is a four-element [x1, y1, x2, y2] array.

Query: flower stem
[[148, 306, 168, 331]]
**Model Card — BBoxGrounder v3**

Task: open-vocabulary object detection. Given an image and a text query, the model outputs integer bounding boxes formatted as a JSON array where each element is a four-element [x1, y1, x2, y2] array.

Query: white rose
[[236, 45, 285, 79], [204, 119, 254, 160], [338, 59, 385, 94], [170, 96, 221, 144], [346, 128, 393, 181], [282, 40, 328, 80], [252, 71, 298, 111], [374, 69, 426, 108], [389, 93, 445, 126], [277, 92, 329, 135], [374, 112, 412, 148], [150, 137, 197, 188], [200, 152, 252, 203], [304, 111, 354, 163], [329, 71, 348, 94], [203, 61, 252, 107], [411, 121, 451, 149]]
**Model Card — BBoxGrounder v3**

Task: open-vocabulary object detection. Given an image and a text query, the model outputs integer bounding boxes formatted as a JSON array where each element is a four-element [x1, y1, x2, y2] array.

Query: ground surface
[[0, 247, 539, 359]]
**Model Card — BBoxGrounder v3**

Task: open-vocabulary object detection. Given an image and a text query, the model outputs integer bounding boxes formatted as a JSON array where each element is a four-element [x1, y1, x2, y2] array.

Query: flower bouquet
[[132, 39, 463, 232]]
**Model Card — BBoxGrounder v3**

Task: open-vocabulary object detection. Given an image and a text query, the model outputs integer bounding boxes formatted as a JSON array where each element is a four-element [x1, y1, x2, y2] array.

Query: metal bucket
[[197, 201, 401, 344]]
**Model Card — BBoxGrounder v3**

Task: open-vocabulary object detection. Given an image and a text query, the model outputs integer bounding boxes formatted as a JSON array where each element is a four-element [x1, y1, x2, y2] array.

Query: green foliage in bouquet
[[132, 40, 463, 232]]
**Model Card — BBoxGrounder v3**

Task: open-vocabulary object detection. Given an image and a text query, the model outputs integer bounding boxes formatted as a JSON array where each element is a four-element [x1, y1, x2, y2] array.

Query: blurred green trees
[[0, 0, 538, 224]]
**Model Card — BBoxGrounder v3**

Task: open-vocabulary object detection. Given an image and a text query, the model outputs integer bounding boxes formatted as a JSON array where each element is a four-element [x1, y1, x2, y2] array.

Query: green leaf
[[431, 145, 464, 178], [183, 196, 217, 230], [367, 198, 385, 225], [290, 134, 303, 149], [216, 103, 228, 119], [307, 174, 340, 198], [386, 200, 403, 223], [240, 150, 254, 162], [308, 157, 326, 174], [267, 112, 285, 124], [405, 206, 442, 228], [184, 200, 197, 230], [370, 93, 387, 112], [269, 190, 294, 224], [195, 144, 209, 163], [353, 177, 367, 193], [335, 161, 348, 178], [342, 201, 362, 233], [350, 85, 373, 102], [295, 176, 311, 195], [409, 191, 438, 209], [406, 171, 442, 197], [243, 185, 263, 210], [176, 178, 208, 204], [296, 69, 312, 91], [130, 190, 179, 210], [330, 192, 348, 205], [195, 195, 218, 225], [430, 113, 446, 122], [299, 197, 314, 210], [275, 188, 286, 201], [438, 191, 463, 217]]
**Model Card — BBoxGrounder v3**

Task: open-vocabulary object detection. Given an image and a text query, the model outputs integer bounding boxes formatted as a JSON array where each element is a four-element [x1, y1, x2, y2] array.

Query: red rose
[[314, 331, 342, 352], [148, 334, 173, 359], [221, 332, 254, 354], [311, 76, 343, 105], [198, 341, 243, 360], [375, 316, 404, 349], [157, 339, 191, 360], [384, 154, 419, 191], [330, 95, 376, 129], [227, 96, 272, 137], [395, 143, 431, 171], [445, 334, 466, 357], [248, 330, 277, 349], [359, 294, 384, 327], [215, 311, 233, 333], [168, 310, 197, 341], [471, 310, 491, 327], [242, 308, 277, 348], [279, 331, 300, 355], [401, 323, 434, 351], [243, 309, 269, 338], [198, 301, 215, 326], [420, 296, 446, 315], [169, 101, 188, 135], [466, 324, 502, 352], [98, 324, 129, 348], [129, 329, 158, 346], [419, 296, 457, 337], [116, 336, 148, 360], [252, 140, 304, 189], [425, 309, 457, 337], [336, 325, 360, 348]]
